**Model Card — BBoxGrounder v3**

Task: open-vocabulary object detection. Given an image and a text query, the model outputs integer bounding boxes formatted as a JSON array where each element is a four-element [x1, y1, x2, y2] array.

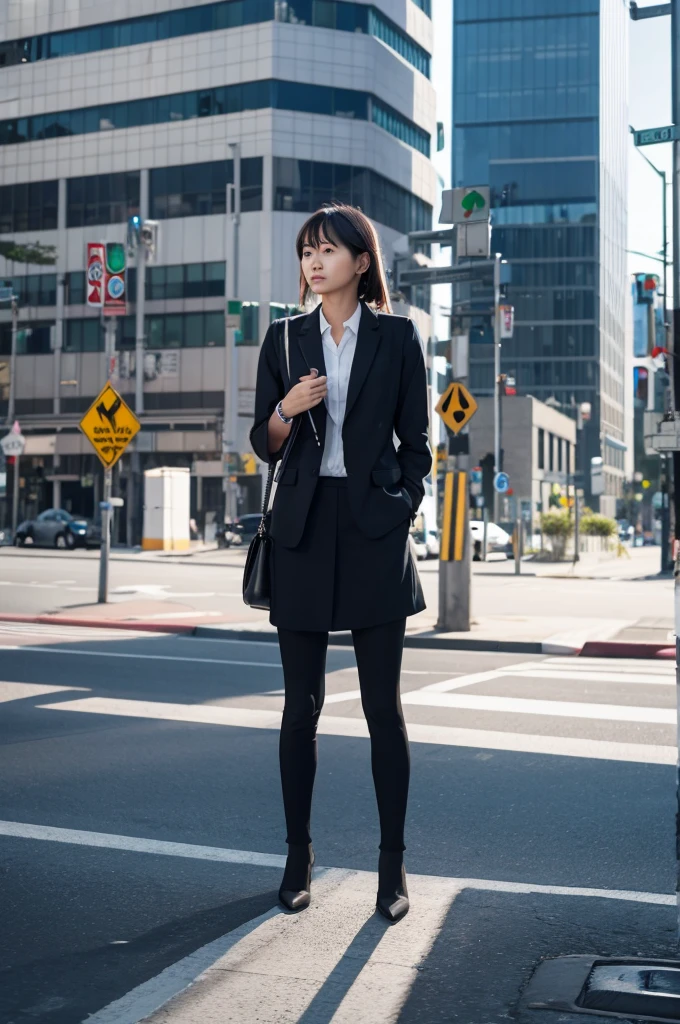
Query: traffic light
[[635, 273, 658, 305], [480, 452, 495, 512]]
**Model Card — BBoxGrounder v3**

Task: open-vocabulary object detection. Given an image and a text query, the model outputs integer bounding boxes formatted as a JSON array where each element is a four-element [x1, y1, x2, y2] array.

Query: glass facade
[[273, 158, 432, 232], [67, 172, 140, 227], [453, 0, 628, 505], [0, 180, 58, 233], [0, 81, 429, 157], [1, 274, 56, 307], [150, 159, 263, 217], [0, 1, 429, 77]]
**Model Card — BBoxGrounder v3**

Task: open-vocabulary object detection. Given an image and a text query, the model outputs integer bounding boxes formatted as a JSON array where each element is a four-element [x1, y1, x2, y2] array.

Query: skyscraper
[[453, 0, 628, 515]]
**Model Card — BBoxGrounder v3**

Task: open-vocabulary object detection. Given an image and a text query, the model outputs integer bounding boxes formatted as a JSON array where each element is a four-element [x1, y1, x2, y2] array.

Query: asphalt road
[[0, 548, 673, 626], [0, 623, 677, 1023]]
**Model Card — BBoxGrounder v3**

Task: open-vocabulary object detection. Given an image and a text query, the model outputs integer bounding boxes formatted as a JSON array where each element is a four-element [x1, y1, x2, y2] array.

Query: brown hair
[[295, 204, 392, 312]]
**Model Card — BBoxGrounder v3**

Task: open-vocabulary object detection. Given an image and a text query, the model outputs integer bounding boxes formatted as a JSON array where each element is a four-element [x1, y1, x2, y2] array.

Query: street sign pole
[[8, 294, 18, 425], [12, 454, 20, 539], [98, 468, 112, 604], [493, 253, 502, 524]]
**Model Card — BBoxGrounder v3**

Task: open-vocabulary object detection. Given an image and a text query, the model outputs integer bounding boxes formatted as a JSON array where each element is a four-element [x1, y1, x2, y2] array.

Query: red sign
[[86, 243, 105, 308]]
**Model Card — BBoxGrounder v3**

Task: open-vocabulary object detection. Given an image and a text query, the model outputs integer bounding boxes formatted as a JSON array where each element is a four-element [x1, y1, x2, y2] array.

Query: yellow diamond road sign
[[79, 382, 140, 469], [435, 382, 478, 435]]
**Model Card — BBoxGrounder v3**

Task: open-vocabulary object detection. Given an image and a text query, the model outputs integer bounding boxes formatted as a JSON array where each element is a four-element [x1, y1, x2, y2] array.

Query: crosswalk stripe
[[37, 697, 676, 764], [400, 690, 675, 724], [517, 668, 675, 686], [0, 681, 88, 703]]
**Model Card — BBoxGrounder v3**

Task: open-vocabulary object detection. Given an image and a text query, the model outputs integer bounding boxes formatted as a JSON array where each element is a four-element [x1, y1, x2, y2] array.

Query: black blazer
[[250, 301, 432, 549]]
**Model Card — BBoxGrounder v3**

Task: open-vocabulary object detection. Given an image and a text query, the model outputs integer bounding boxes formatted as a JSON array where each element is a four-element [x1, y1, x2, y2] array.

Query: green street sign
[[441, 186, 491, 225], [634, 125, 680, 146]]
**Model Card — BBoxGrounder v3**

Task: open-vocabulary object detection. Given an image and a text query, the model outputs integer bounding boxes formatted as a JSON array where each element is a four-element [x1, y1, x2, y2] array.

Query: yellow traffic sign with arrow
[[79, 382, 140, 469], [435, 382, 478, 435]]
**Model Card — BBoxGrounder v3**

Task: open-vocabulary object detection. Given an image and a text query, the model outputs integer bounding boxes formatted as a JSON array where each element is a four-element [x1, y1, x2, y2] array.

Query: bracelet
[[276, 399, 293, 424]]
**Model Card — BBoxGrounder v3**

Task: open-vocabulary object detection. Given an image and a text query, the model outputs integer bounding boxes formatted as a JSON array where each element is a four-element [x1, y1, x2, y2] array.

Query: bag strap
[[257, 318, 299, 524]]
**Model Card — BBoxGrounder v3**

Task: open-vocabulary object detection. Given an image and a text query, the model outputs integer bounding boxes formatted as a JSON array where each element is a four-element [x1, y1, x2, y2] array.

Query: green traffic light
[[106, 242, 126, 274]]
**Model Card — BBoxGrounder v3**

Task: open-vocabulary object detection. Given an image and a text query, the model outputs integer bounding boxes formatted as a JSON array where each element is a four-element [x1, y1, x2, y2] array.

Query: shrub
[[540, 511, 573, 559], [580, 514, 617, 537]]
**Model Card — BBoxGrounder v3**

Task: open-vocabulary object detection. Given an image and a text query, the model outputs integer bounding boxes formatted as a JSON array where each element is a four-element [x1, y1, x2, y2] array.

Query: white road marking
[[550, 657, 674, 672], [1, 820, 671, 1024], [0, 819, 670, 904], [518, 668, 675, 686], [9, 646, 283, 667], [0, 681, 88, 703], [400, 690, 675, 724], [37, 697, 676, 763]]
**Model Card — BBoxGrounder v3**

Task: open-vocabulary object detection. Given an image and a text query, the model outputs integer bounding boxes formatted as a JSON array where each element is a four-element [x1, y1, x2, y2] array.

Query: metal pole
[[493, 253, 502, 523], [11, 454, 20, 538], [574, 487, 580, 564], [482, 506, 488, 561], [224, 142, 241, 523], [672, 0, 680, 544], [98, 468, 112, 603], [8, 296, 17, 424], [135, 240, 146, 414]]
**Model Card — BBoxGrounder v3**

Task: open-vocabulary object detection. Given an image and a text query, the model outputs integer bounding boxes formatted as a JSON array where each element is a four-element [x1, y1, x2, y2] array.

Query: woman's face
[[300, 235, 370, 298]]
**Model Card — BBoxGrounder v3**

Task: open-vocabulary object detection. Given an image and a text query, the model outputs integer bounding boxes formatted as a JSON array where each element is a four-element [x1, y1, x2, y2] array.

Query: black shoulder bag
[[243, 318, 300, 610]]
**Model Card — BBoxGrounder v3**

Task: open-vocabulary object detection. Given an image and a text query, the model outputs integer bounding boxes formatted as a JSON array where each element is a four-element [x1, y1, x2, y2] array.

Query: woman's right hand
[[281, 372, 328, 417]]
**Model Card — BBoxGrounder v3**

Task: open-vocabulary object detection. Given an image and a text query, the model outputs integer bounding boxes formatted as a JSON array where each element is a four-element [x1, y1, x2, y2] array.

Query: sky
[[429, 0, 674, 300]]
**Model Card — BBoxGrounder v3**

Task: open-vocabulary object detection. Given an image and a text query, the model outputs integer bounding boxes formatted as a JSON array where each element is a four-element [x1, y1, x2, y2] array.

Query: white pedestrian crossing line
[[401, 690, 675, 724], [37, 696, 676, 764], [1, 819, 672, 1024], [0, 623, 152, 640], [0, 681, 88, 703]]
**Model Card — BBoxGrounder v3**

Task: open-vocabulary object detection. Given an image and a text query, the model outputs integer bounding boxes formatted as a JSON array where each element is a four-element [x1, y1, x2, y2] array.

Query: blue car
[[14, 509, 102, 549]]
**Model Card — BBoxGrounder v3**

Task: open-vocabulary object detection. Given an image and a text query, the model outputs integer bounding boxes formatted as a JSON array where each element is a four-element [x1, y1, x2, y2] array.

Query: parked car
[[469, 520, 513, 557], [216, 514, 262, 548], [14, 509, 102, 549], [409, 512, 440, 560]]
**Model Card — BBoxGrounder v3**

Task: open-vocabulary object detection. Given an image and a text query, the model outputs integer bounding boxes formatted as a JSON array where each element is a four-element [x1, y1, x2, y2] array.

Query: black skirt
[[270, 477, 426, 632]]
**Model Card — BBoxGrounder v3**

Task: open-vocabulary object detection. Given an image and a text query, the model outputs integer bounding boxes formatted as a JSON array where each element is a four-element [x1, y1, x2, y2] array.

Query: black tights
[[277, 617, 409, 853]]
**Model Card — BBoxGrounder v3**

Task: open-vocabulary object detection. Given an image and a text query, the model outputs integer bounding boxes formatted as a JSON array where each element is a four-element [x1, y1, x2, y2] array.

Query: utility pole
[[223, 142, 241, 523], [672, 0, 680, 543], [493, 252, 502, 523], [97, 316, 116, 604], [8, 293, 18, 425], [134, 238, 146, 415]]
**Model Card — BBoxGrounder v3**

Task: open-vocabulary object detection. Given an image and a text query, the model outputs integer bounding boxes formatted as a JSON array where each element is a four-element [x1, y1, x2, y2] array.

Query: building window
[[150, 160, 263, 218], [0, 1, 429, 77], [273, 158, 432, 234], [117, 311, 226, 349], [2, 274, 56, 307], [0, 322, 52, 355], [64, 318, 103, 352], [410, 0, 431, 15], [548, 432, 554, 472], [67, 172, 140, 227], [0, 181, 58, 233], [537, 427, 544, 470], [0, 82, 430, 158]]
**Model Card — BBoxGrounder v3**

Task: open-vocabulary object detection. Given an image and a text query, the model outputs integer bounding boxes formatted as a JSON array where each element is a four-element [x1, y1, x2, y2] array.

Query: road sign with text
[[634, 125, 680, 147], [79, 382, 140, 468]]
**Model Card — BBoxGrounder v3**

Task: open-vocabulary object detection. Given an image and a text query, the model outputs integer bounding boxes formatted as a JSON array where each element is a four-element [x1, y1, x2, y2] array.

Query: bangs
[[295, 210, 343, 257]]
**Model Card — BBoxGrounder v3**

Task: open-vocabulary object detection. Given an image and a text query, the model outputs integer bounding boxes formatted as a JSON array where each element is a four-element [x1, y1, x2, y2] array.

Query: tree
[[0, 241, 56, 266]]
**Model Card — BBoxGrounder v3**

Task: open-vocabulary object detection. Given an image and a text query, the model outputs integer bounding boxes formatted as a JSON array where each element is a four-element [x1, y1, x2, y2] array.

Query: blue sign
[[494, 472, 510, 494]]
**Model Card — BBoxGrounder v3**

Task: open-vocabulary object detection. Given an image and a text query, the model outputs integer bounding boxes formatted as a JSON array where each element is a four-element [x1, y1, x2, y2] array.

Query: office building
[[452, 0, 628, 516], [0, 0, 436, 541]]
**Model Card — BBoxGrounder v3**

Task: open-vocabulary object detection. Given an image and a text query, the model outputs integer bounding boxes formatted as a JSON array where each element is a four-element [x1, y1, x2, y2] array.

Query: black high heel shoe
[[278, 842, 315, 912], [376, 850, 410, 924]]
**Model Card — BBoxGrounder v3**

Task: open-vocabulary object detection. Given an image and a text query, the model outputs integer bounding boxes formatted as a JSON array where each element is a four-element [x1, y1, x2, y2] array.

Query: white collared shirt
[[318, 302, 362, 477]]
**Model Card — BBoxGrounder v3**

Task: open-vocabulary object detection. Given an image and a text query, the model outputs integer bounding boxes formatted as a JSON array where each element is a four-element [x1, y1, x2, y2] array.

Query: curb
[[0, 613, 195, 635], [579, 640, 676, 660], [0, 615, 674, 660], [192, 625, 561, 655]]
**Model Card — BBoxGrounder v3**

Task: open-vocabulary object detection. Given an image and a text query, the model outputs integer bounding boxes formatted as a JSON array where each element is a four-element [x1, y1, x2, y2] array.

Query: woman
[[250, 204, 431, 925]]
